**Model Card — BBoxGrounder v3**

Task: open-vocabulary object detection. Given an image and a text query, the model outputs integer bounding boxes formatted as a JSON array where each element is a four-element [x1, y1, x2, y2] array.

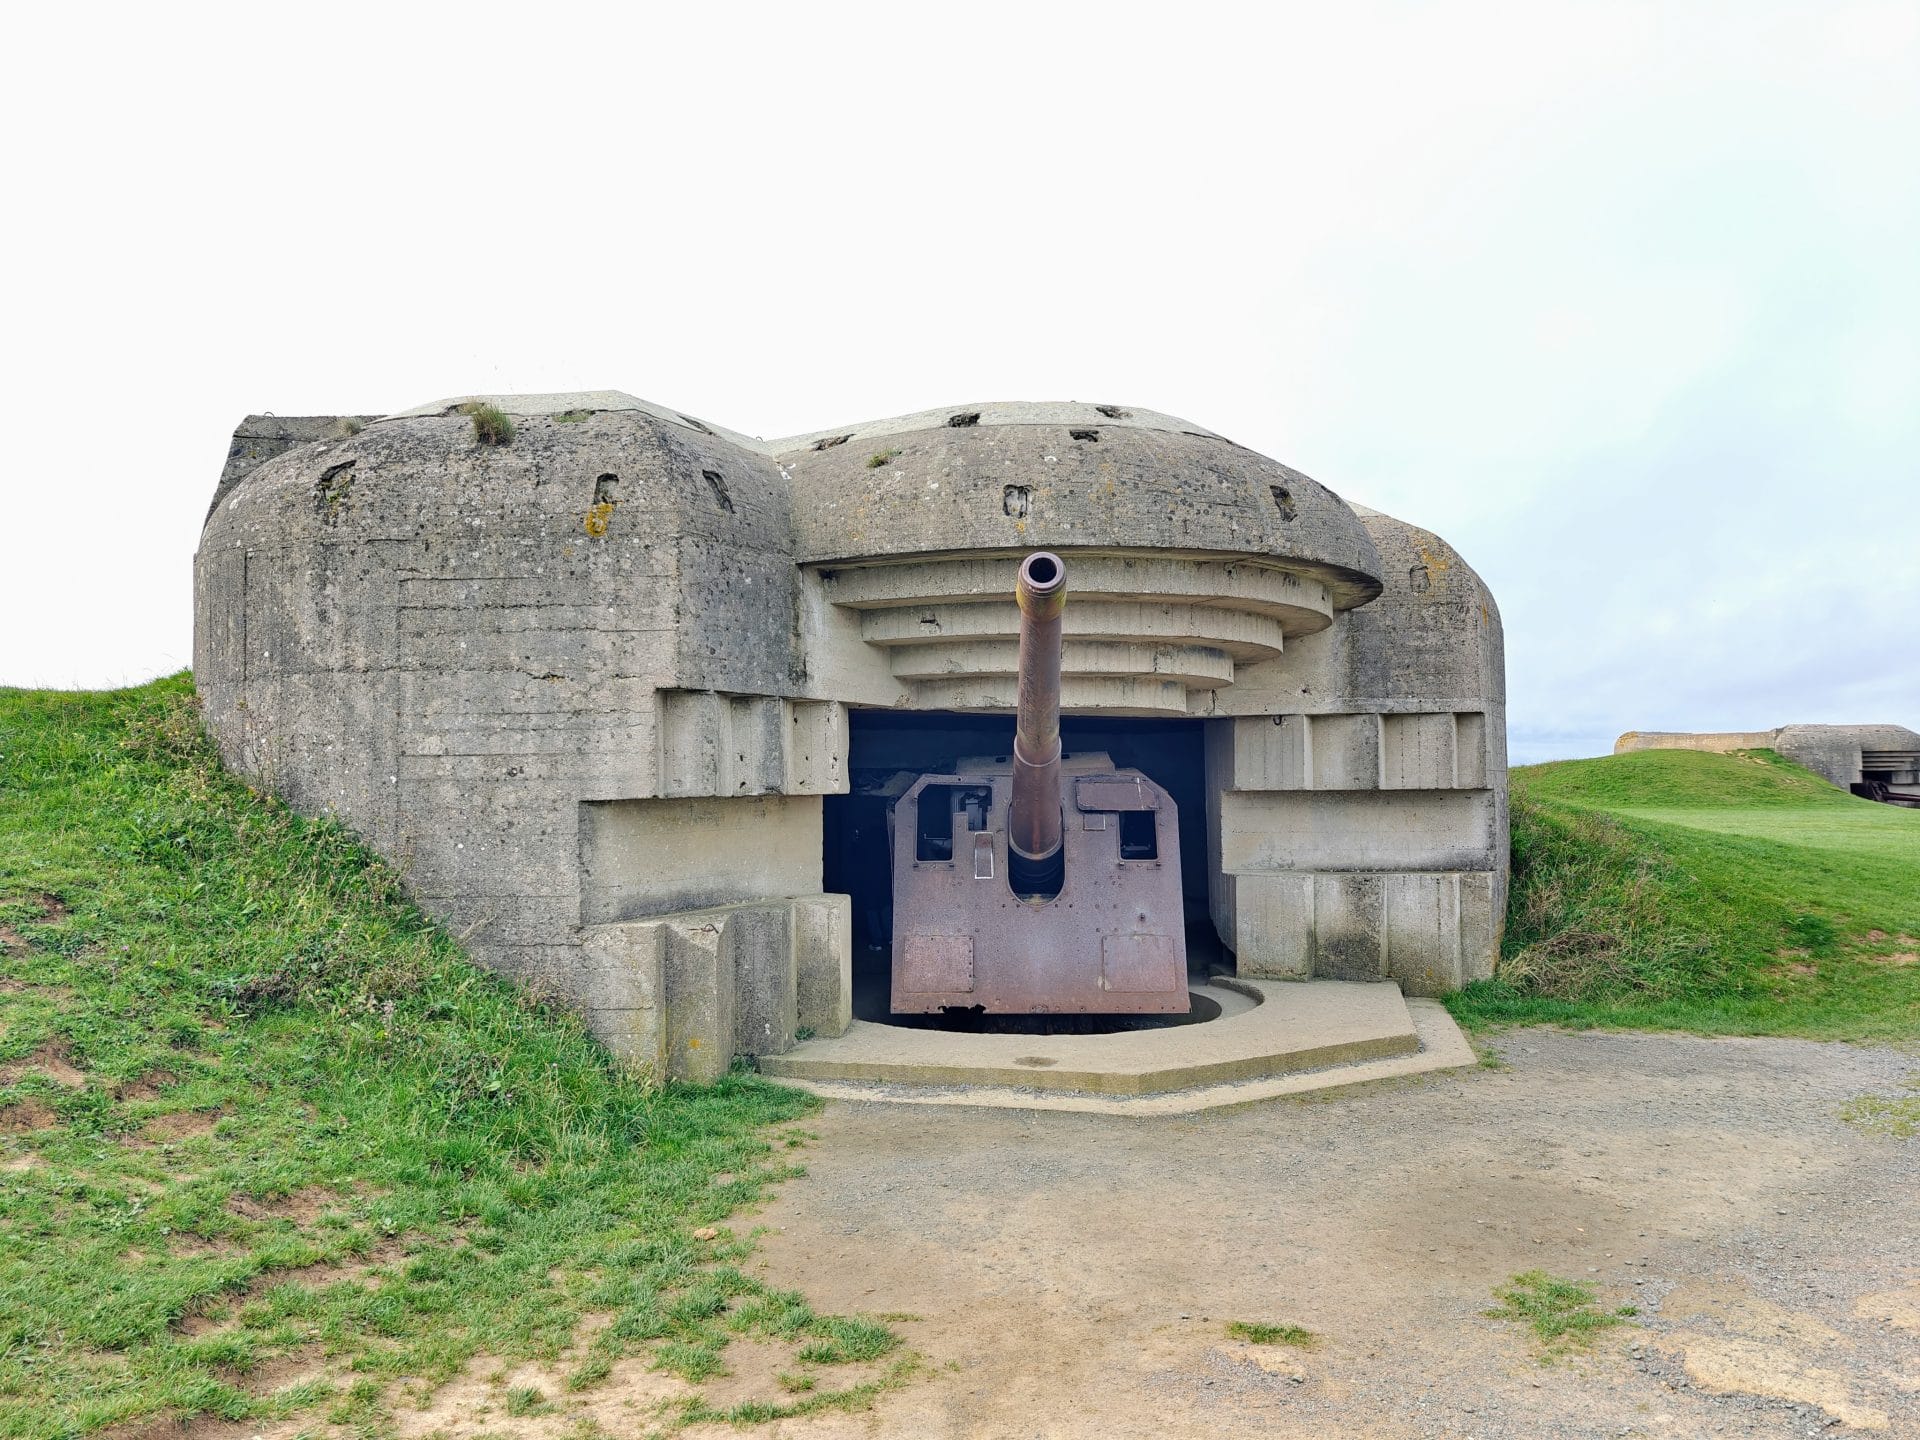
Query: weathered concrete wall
[[210, 415, 380, 521], [1615, 730, 1777, 756], [195, 391, 1510, 1070], [1201, 508, 1507, 994], [195, 394, 852, 1081]]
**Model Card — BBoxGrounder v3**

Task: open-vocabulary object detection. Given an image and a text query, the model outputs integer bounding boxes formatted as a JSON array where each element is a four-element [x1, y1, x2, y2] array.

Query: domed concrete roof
[[770, 401, 1384, 611]]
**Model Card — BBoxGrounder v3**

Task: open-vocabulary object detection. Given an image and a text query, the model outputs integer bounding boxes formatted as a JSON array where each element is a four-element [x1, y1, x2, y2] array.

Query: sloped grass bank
[[0, 676, 905, 1439], [1451, 748, 1920, 1039]]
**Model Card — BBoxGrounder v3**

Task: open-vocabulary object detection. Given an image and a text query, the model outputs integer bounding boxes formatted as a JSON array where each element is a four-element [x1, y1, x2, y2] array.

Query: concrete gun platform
[[758, 978, 1477, 1114]]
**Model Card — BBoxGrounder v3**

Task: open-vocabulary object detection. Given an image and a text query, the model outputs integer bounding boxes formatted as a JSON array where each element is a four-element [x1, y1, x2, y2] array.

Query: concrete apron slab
[[758, 979, 1475, 1113]]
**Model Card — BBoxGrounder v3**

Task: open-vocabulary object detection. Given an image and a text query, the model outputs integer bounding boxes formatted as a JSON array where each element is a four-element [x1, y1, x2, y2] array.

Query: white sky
[[2, 2, 1914, 762]]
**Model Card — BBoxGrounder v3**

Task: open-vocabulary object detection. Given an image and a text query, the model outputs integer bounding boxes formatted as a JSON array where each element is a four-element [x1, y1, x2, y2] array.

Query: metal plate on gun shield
[[899, 934, 975, 994], [1075, 775, 1159, 811], [1101, 933, 1182, 992]]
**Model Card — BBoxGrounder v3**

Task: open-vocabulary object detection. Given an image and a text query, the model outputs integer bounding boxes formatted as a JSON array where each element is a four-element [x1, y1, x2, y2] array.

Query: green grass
[[1841, 1077, 1920, 1138], [457, 401, 515, 446], [0, 676, 904, 1438], [1224, 1321, 1316, 1347], [1449, 748, 1920, 1041], [1484, 1271, 1635, 1358]]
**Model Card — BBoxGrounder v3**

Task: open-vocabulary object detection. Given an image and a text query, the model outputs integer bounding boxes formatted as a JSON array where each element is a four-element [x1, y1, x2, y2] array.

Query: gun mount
[[889, 551, 1192, 1015]]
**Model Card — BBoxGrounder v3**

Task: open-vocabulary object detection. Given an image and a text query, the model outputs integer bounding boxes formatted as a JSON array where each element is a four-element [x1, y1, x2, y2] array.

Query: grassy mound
[[1450, 748, 1920, 1039], [0, 677, 906, 1439]]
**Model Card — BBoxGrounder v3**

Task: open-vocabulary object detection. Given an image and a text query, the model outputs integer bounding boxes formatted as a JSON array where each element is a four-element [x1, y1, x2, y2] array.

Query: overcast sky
[[2, 2, 1913, 763]]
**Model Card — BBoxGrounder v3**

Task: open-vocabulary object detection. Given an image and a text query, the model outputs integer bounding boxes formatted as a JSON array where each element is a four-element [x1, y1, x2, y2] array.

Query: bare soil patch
[[0, 1099, 58, 1132], [116, 1070, 179, 1101], [138, 1109, 222, 1143], [0, 1041, 87, 1088], [227, 1186, 340, 1224]]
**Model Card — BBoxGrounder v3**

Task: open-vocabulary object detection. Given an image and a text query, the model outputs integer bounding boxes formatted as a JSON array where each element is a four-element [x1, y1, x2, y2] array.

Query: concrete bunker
[[1616, 725, 1920, 807], [193, 393, 1509, 1093]]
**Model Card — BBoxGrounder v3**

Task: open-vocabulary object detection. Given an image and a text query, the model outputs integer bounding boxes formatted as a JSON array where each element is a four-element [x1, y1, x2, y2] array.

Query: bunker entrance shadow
[[823, 708, 1224, 1034]]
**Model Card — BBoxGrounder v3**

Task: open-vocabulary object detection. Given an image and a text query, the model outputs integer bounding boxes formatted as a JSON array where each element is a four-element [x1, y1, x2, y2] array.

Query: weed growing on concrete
[[0, 676, 905, 1438], [1485, 1271, 1635, 1358], [554, 410, 593, 424], [1225, 1320, 1317, 1347], [459, 401, 515, 446], [866, 449, 901, 469]]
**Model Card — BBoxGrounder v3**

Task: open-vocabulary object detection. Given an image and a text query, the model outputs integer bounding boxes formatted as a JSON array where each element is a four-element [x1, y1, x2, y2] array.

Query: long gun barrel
[[1008, 551, 1067, 898]]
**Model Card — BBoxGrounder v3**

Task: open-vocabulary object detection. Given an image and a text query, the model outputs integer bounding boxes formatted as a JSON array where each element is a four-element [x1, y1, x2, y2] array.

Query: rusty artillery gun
[[889, 551, 1191, 1014]]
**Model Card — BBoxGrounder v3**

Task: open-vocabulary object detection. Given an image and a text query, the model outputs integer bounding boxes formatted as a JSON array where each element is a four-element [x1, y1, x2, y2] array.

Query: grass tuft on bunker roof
[[0, 675, 905, 1438]]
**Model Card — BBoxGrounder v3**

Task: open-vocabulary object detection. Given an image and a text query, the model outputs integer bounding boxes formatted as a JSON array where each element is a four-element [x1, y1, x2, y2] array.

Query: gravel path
[[738, 1028, 1920, 1439]]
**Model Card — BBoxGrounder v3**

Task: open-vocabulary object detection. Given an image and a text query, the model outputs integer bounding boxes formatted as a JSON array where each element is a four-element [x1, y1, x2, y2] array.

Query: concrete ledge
[[763, 996, 1474, 1116], [759, 978, 1428, 1098]]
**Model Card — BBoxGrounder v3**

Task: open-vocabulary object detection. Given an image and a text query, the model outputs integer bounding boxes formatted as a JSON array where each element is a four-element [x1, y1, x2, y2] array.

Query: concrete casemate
[[1615, 724, 1920, 804], [194, 393, 1509, 1082]]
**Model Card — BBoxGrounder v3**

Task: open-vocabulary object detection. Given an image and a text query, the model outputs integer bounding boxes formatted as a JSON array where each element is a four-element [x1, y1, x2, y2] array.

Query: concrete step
[[759, 979, 1476, 1112]]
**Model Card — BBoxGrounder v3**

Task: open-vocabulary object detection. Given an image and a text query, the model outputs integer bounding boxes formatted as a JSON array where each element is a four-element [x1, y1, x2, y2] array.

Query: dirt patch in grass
[[97, 1419, 250, 1440], [138, 1109, 222, 1142], [165, 1233, 245, 1261], [0, 894, 68, 949], [227, 1185, 340, 1223], [116, 1070, 178, 1101], [0, 1041, 88, 1088], [0, 1098, 59, 1131]]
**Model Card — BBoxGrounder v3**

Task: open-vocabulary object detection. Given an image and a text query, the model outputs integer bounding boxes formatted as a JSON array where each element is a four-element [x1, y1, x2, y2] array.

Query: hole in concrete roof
[[1094, 405, 1131, 419], [312, 460, 356, 526], [947, 412, 981, 428], [702, 470, 734, 513], [593, 473, 619, 505], [813, 434, 852, 451], [1269, 485, 1297, 522], [1003, 484, 1030, 519], [1069, 428, 1099, 442], [677, 414, 713, 434], [1409, 565, 1431, 594]]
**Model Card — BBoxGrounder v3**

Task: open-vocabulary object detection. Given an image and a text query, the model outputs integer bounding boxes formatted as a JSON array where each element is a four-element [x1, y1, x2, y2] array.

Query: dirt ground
[[732, 1028, 1919, 1440]]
